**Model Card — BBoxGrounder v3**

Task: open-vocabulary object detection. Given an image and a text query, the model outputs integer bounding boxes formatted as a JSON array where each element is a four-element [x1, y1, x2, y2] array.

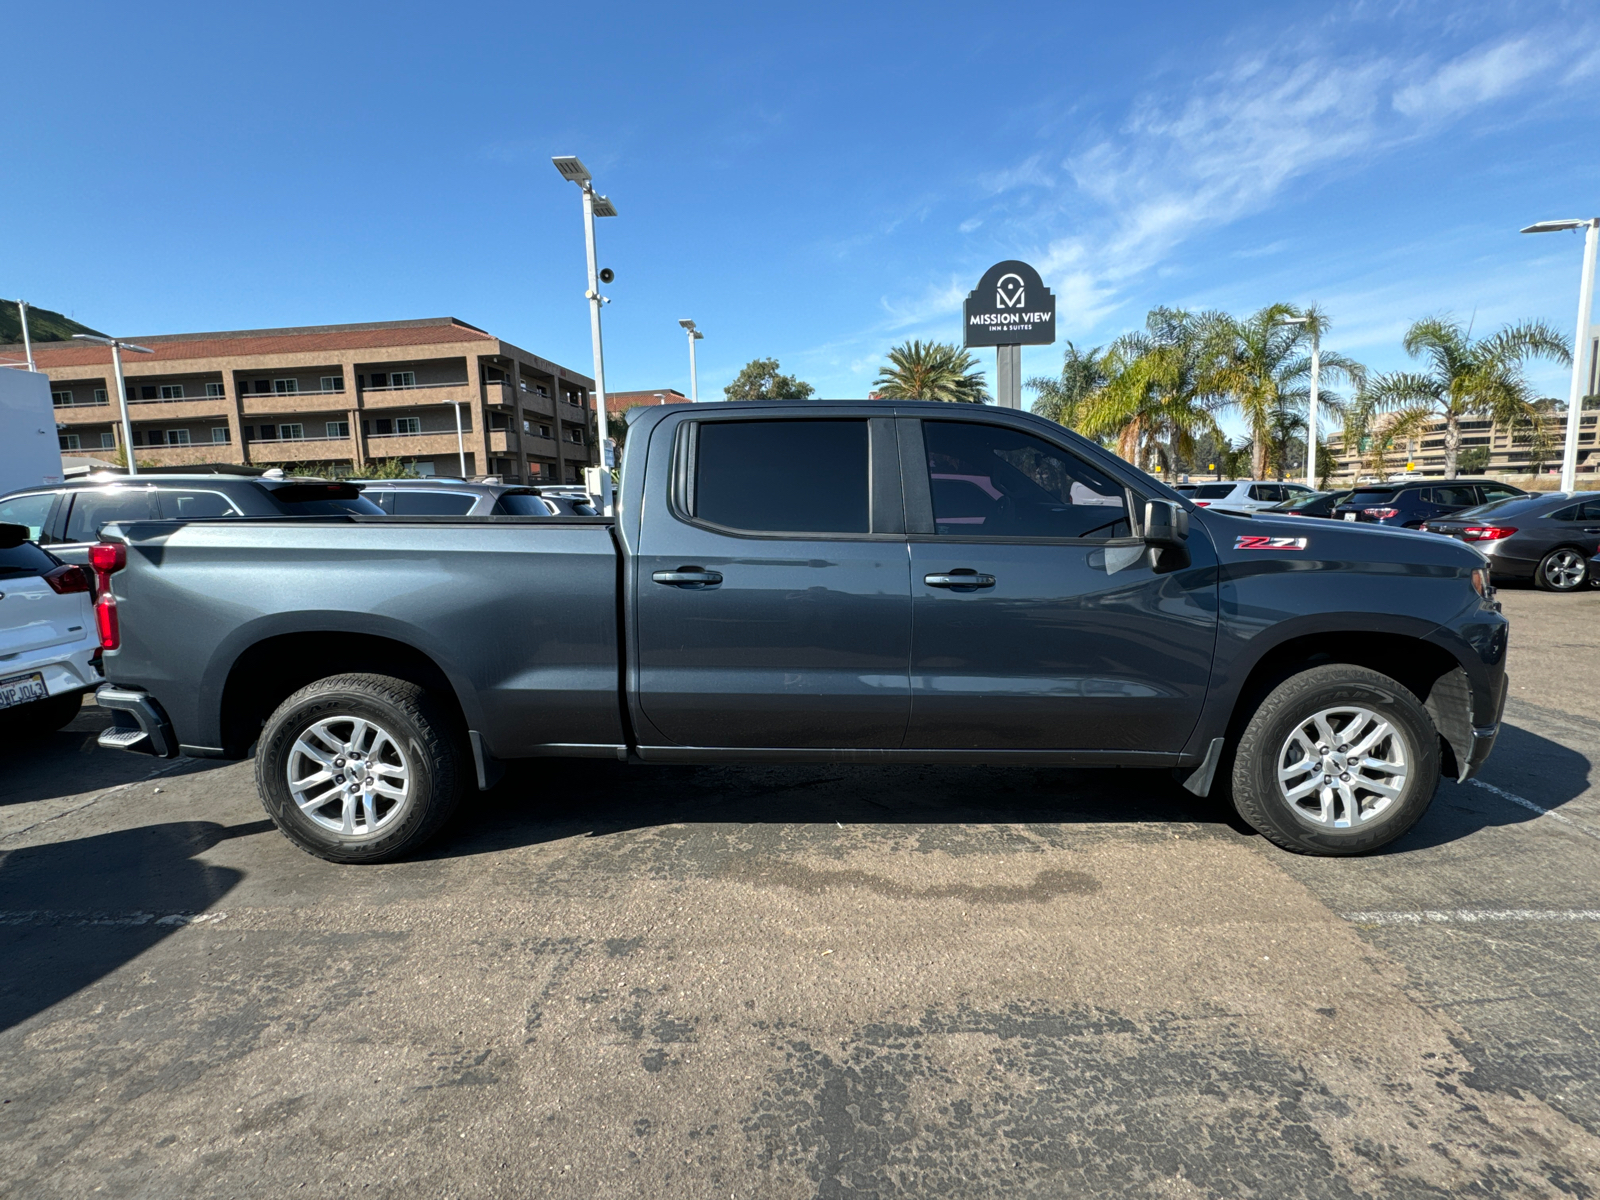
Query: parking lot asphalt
[[2, 585, 1599, 1198]]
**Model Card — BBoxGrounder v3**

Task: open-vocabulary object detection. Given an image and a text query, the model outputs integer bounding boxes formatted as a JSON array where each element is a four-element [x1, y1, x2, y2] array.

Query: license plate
[[1344, 513, 1357, 521], [0, 671, 49, 710]]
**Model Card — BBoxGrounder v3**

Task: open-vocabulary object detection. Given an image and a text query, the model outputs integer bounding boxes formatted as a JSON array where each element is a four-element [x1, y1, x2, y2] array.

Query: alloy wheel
[[287, 715, 411, 836], [1275, 706, 1409, 829], [1543, 550, 1586, 591]]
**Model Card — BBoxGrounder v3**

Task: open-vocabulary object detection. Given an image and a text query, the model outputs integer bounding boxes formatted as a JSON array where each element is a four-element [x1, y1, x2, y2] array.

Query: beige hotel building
[[12, 317, 601, 483]]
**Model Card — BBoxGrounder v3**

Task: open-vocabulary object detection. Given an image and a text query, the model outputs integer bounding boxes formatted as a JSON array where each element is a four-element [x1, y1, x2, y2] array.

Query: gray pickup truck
[[93, 400, 1508, 862]]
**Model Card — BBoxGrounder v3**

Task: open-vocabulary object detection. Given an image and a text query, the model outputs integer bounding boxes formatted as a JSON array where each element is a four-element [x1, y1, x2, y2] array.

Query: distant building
[[7, 317, 601, 484], [609, 388, 690, 408], [1326, 408, 1598, 481]]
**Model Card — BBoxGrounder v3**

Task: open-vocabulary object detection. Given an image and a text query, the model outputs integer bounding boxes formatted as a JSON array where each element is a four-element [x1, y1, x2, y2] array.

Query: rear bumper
[[95, 685, 177, 758]]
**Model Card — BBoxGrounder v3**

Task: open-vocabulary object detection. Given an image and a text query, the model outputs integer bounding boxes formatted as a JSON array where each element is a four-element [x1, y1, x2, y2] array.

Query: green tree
[[1205, 304, 1363, 480], [724, 358, 815, 401], [1366, 316, 1569, 478], [1027, 342, 1110, 428], [348, 458, 421, 479], [1073, 308, 1227, 474], [873, 340, 988, 403], [1456, 446, 1491, 474]]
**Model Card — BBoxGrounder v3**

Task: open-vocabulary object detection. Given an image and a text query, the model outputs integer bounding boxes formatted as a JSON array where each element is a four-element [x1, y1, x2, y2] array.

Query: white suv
[[0, 523, 101, 733], [1189, 480, 1316, 514]]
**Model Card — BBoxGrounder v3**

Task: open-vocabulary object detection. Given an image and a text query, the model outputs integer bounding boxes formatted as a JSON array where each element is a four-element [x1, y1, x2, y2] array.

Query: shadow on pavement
[[424, 760, 1257, 862], [0, 819, 268, 1032]]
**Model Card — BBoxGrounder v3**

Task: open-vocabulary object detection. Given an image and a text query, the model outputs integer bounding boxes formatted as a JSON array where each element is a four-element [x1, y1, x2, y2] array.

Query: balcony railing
[[53, 396, 109, 408], [363, 381, 469, 393]]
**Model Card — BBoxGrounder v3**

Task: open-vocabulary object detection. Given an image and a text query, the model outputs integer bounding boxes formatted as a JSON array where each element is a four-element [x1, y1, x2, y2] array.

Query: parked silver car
[[1189, 480, 1317, 514]]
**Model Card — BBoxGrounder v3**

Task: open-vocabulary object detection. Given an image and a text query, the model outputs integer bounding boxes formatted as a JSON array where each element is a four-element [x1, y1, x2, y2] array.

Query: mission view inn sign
[[963, 260, 1056, 409]]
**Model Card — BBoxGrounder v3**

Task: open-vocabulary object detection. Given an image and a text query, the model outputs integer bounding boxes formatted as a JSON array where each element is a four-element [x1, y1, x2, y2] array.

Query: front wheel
[[1535, 547, 1588, 592], [254, 673, 469, 864], [1230, 664, 1439, 856]]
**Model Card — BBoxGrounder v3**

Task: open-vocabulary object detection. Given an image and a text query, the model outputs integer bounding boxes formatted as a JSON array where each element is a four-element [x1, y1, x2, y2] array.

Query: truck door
[[633, 414, 912, 749], [901, 416, 1217, 753]]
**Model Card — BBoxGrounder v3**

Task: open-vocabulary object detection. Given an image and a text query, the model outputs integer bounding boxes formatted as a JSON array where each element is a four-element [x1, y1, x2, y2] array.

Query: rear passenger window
[[493, 492, 555, 516], [390, 491, 476, 515], [924, 420, 1128, 539], [64, 488, 155, 542], [1192, 483, 1235, 499], [693, 420, 869, 534], [1432, 485, 1478, 507], [157, 490, 239, 520]]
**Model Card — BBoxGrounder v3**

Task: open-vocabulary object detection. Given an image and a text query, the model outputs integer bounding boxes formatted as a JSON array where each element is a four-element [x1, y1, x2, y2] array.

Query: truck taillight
[[89, 542, 127, 650], [43, 564, 91, 594], [1462, 526, 1516, 540]]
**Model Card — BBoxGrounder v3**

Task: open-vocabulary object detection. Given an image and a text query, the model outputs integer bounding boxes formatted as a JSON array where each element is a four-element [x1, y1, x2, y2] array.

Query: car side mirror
[[0, 523, 30, 549], [1143, 500, 1189, 548]]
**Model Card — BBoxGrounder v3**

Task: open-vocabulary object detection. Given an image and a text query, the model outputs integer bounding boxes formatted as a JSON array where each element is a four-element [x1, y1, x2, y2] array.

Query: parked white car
[[1188, 480, 1317, 514], [0, 522, 101, 733]]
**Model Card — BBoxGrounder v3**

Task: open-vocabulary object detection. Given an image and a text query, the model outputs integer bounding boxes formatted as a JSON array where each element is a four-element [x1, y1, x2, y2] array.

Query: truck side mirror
[[1143, 500, 1189, 548]]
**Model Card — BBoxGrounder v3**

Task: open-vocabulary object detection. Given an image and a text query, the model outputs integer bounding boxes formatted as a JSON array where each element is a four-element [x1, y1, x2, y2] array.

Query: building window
[[391, 371, 417, 389], [373, 418, 392, 435], [539, 424, 550, 438], [321, 375, 344, 393], [255, 380, 272, 394], [326, 420, 350, 438], [394, 417, 421, 435], [159, 384, 185, 400], [206, 382, 226, 397], [94, 389, 108, 404], [279, 423, 304, 440], [51, 390, 74, 406], [212, 427, 230, 444], [130, 431, 144, 446], [567, 429, 584, 444], [141, 385, 158, 400], [101, 433, 116, 449], [273, 379, 299, 395], [368, 373, 386, 388], [59, 433, 81, 450], [167, 429, 191, 446]]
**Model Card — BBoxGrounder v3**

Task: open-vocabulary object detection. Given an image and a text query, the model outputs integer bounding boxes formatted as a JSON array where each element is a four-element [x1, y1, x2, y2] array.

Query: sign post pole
[[963, 261, 1054, 409]]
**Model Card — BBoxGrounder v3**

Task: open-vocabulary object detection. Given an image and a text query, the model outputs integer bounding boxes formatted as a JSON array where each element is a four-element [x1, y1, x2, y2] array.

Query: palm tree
[[873, 340, 988, 403], [1027, 342, 1110, 428], [1366, 316, 1570, 478], [1205, 304, 1363, 480], [1073, 308, 1227, 474]]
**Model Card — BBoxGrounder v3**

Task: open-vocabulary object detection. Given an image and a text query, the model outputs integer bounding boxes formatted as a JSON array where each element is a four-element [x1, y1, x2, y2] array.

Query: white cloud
[[1393, 35, 1556, 119]]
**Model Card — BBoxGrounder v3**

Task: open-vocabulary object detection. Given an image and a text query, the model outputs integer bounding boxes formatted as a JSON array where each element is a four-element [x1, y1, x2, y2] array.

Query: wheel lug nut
[[1340, 772, 1351, 782], [1337, 745, 1348, 753]]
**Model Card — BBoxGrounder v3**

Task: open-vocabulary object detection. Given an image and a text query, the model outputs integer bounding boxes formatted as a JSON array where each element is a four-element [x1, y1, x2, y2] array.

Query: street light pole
[[73, 334, 153, 476], [679, 319, 703, 400], [1273, 315, 1319, 488], [16, 300, 35, 371], [1522, 218, 1600, 493], [553, 156, 617, 511]]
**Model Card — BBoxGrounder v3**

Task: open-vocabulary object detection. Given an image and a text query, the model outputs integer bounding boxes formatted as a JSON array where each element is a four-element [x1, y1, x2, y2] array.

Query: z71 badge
[[1235, 535, 1308, 550]]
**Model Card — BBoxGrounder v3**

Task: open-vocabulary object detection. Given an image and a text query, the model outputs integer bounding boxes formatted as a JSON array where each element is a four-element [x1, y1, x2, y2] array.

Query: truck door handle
[[652, 568, 723, 588], [923, 571, 995, 589]]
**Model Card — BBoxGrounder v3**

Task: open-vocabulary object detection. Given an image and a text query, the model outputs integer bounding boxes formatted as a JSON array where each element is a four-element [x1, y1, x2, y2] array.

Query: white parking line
[[0, 910, 227, 928], [1467, 778, 1600, 842], [1345, 909, 1600, 925]]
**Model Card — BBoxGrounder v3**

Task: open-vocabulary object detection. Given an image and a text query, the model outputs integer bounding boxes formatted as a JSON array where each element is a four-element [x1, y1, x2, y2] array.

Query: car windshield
[[1264, 492, 1328, 511], [494, 492, 554, 516], [261, 482, 383, 515], [1192, 483, 1235, 498], [1448, 495, 1557, 521]]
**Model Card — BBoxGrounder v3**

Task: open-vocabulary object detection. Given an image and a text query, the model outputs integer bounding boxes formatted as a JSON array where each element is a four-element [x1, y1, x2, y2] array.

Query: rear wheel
[[1535, 547, 1588, 592], [1230, 664, 1439, 856], [254, 673, 468, 864]]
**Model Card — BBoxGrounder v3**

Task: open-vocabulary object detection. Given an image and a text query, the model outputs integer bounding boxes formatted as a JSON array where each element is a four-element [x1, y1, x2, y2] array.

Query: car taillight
[[43, 564, 91, 594], [1193, 500, 1210, 507], [1362, 507, 1399, 519], [89, 542, 127, 650], [1417, 522, 1429, 532], [1462, 526, 1517, 541]]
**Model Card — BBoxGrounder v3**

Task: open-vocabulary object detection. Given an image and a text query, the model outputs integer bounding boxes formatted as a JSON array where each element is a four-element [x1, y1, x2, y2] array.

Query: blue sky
[[5, 0, 1598, 430]]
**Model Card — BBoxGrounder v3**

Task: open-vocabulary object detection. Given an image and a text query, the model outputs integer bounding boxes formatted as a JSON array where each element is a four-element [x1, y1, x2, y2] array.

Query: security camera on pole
[[963, 261, 1056, 408], [551, 155, 618, 513]]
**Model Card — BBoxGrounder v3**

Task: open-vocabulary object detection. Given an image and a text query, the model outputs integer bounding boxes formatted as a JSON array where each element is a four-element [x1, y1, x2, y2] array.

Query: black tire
[[1534, 547, 1589, 593], [1230, 664, 1439, 856], [254, 673, 468, 864], [0, 689, 83, 737]]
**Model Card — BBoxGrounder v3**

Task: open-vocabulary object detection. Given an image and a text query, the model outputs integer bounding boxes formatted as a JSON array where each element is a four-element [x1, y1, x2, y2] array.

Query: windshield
[[262, 482, 383, 515], [1346, 490, 1398, 505], [494, 492, 554, 516], [1446, 495, 1552, 521]]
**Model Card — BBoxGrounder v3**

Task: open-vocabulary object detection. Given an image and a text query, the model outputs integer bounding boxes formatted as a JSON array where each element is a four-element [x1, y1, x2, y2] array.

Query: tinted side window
[[391, 491, 477, 515], [157, 490, 240, 519], [0, 493, 56, 542], [494, 493, 555, 516], [1193, 483, 1235, 499], [694, 420, 869, 534], [924, 420, 1129, 540], [0, 539, 56, 580], [64, 488, 155, 542], [1580, 499, 1600, 520], [1481, 484, 1523, 500], [1432, 485, 1478, 507]]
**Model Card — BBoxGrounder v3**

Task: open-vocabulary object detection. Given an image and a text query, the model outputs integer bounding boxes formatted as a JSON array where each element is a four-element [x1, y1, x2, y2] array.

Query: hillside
[[0, 300, 106, 345]]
